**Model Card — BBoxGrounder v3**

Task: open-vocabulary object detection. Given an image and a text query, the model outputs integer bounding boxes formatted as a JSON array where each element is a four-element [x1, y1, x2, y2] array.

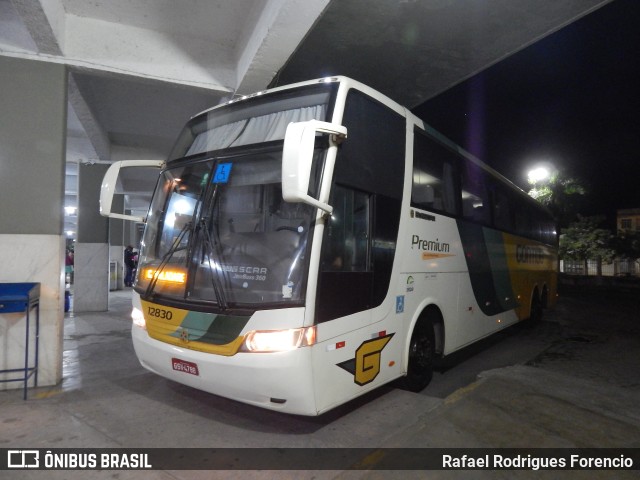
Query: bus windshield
[[138, 147, 325, 311], [137, 83, 337, 310]]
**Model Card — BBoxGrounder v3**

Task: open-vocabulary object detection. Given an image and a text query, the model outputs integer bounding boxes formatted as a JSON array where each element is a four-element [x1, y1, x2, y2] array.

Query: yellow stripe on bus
[[141, 300, 245, 356]]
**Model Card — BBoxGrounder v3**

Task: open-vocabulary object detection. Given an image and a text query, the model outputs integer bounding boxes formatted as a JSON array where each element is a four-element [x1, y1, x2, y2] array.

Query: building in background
[[617, 208, 640, 233]]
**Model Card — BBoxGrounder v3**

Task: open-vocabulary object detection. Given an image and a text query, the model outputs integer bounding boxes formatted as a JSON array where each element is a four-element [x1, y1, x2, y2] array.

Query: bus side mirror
[[282, 120, 347, 214], [100, 160, 165, 222]]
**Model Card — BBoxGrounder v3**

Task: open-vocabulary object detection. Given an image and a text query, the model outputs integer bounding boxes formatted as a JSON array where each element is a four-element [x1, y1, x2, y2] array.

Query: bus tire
[[529, 290, 543, 324], [400, 318, 435, 392]]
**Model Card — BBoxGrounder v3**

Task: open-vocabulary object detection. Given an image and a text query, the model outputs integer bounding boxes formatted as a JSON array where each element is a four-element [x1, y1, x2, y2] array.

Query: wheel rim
[[410, 329, 433, 374]]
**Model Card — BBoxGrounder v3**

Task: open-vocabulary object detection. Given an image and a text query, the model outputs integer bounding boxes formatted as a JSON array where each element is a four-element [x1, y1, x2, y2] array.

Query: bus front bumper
[[131, 325, 318, 416]]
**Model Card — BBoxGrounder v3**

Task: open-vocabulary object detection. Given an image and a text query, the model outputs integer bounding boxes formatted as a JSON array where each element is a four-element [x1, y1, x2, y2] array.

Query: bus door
[[311, 186, 404, 413], [307, 87, 407, 413]]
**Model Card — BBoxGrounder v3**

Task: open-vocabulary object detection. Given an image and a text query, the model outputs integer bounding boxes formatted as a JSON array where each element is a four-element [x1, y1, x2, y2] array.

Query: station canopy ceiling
[[0, 0, 611, 232]]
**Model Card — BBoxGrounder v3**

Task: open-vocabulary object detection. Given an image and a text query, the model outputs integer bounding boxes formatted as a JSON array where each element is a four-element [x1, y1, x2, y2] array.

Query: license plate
[[172, 358, 199, 376]]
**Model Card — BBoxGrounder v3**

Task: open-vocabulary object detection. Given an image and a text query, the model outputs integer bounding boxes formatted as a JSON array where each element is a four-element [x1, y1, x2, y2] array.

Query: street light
[[527, 166, 550, 185]]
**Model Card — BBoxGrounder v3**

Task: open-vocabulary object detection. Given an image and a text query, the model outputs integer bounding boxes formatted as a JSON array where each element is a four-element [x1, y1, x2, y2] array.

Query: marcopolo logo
[[411, 235, 454, 260]]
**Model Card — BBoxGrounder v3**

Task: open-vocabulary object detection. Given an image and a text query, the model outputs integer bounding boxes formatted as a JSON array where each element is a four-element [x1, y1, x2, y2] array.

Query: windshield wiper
[[198, 216, 228, 310], [143, 220, 192, 300]]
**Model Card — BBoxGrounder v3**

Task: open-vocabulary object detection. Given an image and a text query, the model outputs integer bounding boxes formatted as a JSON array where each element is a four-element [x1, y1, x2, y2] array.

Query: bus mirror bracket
[[100, 160, 165, 222], [282, 120, 347, 214]]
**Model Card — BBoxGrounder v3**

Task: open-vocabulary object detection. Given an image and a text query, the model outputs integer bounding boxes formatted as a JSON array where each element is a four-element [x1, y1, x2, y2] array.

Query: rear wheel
[[529, 291, 543, 324], [400, 320, 435, 392]]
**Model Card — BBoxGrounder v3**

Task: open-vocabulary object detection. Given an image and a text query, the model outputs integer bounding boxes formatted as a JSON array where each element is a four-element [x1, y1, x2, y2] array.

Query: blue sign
[[396, 295, 405, 314], [213, 163, 232, 183]]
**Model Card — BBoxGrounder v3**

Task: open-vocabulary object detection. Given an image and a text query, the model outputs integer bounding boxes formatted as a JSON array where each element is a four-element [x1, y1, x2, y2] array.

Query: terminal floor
[[1, 288, 639, 479]]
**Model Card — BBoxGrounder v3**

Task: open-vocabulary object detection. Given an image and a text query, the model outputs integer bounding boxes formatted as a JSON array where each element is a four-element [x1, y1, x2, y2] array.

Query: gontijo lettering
[[515, 244, 545, 264]]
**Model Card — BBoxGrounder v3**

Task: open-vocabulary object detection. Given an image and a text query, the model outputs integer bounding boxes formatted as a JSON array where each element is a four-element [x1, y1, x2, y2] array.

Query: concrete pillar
[[74, 163, 109, 312], [0, 56, 67, 389], [109, 195, 125, 290]]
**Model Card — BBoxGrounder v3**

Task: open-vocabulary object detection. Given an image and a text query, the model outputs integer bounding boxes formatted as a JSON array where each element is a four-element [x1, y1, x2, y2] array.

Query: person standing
[[124, 245, 136, 287]]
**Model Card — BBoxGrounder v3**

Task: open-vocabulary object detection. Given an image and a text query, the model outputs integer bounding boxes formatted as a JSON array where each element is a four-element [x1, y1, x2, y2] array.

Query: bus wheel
[[400, 320, 435, 392], [529, 292, 543, 324]]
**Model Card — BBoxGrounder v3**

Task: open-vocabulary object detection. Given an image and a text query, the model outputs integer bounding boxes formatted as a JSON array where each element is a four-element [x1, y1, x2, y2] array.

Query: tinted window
[[412, 132, 459, 215], [461, 162, 491, 225], [334, 91, 404, 200], [321, 186, 369, 272], [491, 183, 515, 232], [316, 90, 405, 323]]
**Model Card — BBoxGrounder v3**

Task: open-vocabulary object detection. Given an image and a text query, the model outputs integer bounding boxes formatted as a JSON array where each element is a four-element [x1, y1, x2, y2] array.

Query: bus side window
[[492, 185, 515, 232], [316, 89, 404, 323], [461, 164, 491, 225], [515, 204, 532, 238], [411, 132, 458, 215], [322, 185, 369, 272]]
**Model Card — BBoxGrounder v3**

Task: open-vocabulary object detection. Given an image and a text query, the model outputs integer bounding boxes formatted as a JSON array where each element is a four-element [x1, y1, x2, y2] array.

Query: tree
[[559, 215, 615, 276], [527, 170, 587, 228]]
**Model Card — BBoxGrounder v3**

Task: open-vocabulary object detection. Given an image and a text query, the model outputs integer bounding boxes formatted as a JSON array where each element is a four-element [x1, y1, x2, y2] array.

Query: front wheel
[[400, 321, 435, 392]]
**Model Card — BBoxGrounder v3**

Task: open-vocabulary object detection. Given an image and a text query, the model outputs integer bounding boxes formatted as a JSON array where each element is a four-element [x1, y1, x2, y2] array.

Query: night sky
[[412, 0, 640, 225]]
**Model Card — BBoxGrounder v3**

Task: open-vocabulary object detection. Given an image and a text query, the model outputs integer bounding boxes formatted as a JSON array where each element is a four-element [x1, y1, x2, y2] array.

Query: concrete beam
[[235, 0, 330, 95], [10, 0, 62, 55], [64, 14, 236, 92], [68, 73, 111, 161]]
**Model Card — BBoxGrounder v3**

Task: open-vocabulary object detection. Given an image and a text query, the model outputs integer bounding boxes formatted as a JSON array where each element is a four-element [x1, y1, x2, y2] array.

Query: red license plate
[[172, 358, 199, 376]]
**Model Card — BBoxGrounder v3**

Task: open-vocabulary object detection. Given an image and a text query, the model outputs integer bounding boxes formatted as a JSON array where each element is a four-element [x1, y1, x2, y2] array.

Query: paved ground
[[1, 284, 639, 479]]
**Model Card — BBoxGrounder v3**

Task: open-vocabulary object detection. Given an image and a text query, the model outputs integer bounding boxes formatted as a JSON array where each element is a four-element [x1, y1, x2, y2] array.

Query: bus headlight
[[241, 326, 316, 353], [132, 306, 146, 330]]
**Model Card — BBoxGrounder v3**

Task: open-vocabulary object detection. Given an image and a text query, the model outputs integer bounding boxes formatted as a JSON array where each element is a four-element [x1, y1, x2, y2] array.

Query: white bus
[[101, 76, 557, 416]]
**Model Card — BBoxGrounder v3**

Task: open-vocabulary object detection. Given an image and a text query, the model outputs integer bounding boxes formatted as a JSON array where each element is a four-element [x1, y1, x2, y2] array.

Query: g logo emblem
[[354, 335, 393, 385], [338, 334, 394, 386]]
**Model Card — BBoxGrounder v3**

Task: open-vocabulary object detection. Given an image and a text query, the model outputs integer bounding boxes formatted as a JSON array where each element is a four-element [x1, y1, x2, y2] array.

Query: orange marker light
[[144, 268, 187, 284]]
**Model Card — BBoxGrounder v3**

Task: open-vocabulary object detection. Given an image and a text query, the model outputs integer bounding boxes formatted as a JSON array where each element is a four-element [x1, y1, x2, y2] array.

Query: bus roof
[[189, 75, 553, 219]]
